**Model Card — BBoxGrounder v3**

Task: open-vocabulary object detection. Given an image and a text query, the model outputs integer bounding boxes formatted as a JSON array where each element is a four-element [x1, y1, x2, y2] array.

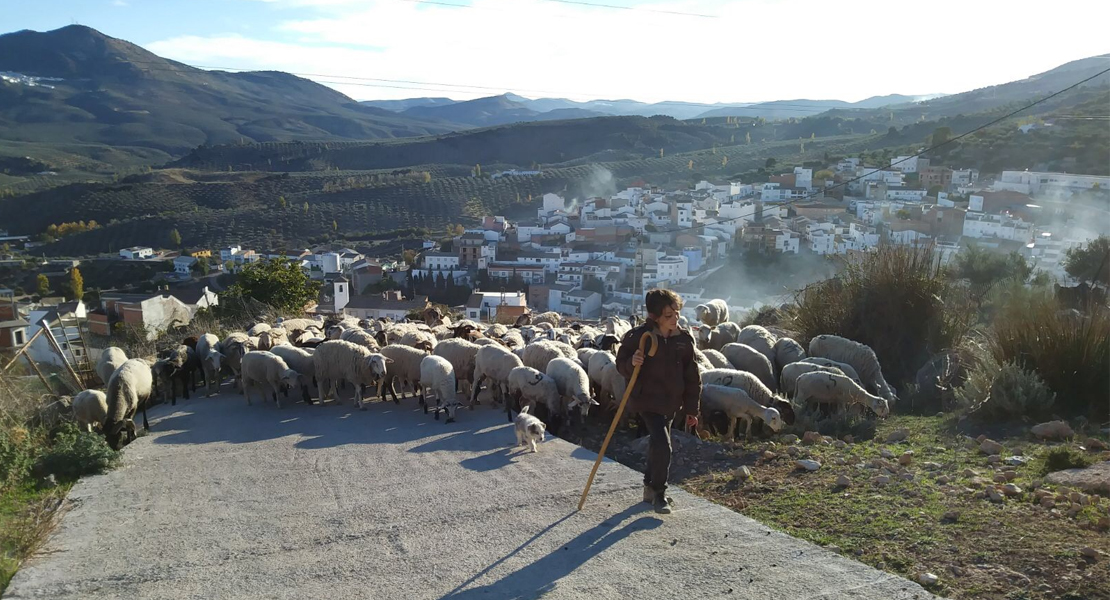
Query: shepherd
[[615, 288, 701, 515]]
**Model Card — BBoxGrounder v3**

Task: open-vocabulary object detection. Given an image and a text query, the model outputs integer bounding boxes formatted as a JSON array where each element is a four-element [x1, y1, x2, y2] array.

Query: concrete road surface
[[6, 391, 941, 600]]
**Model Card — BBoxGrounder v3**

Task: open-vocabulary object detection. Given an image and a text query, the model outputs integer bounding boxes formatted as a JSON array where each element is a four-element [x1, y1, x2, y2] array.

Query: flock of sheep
[[71, 302, 896, 451]]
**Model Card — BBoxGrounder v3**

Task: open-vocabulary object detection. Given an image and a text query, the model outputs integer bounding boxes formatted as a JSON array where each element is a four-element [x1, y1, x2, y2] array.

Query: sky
[[4, 0, 1109, 105]]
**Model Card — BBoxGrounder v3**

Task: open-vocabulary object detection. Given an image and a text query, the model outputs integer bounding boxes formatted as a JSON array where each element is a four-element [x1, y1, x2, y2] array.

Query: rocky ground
[[572, 414, 1110, 600]]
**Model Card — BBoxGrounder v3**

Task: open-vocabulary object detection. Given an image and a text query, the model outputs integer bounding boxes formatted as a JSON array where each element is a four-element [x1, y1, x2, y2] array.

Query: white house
[[422, 251, 460, 271], [562, 289, 602, 319], [890, 156, 923, 173], [173, 255, 197, 275], [794, 167, 813, 190], [993, 170, 1109, 196], [119, 247, 153, 260], [219, 245, 242, 262], [885, 187, 928, 202], [962, 213, 1034, 242], [464, 291, 527, 321]]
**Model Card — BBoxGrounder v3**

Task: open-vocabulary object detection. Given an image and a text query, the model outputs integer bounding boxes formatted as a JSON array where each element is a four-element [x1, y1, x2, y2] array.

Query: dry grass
[[0, 485, 69, 593]]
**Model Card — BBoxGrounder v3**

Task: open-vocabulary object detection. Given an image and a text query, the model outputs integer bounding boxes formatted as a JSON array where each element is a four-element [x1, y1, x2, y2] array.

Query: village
[[2, 155, 1107, 366]]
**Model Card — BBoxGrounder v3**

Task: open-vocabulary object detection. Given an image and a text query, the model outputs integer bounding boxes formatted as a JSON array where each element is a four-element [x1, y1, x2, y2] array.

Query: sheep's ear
[[567, 399, 580, 409], [382, 357, 394, 364], [588, 397, 599, 406]]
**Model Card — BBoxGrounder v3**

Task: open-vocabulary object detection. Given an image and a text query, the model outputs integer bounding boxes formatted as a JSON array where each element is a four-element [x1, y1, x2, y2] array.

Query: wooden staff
[[578, 330, 657, 511]]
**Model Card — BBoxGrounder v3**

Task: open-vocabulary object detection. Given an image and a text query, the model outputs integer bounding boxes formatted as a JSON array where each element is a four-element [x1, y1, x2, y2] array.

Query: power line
[[125, 59, 852, 112], [661, 65, 1110, 235]]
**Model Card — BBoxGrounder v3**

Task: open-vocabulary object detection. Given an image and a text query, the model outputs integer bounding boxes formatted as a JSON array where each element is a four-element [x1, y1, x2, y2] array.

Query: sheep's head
[[695, 304, 710, 322], [762, 407, 784, 432], [205, 351, 224, 372], [695, 326, 712, 344], [597, 334, 620, 352], [105, 419, 136, 451], [869, 396, 890, 418], [567, 393, 599, 418], [415, 340, 434, 353], [771, 399, 796, 426], [326, 325, 344, 340], [367, 354, 392, 382]]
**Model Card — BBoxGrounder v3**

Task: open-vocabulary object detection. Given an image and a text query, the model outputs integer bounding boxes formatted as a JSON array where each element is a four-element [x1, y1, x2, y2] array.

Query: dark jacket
[[615, 320, 701, 417]]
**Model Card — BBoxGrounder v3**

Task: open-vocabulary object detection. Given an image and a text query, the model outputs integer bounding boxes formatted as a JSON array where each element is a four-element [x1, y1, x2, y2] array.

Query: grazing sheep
[[720, 343, 777, 392], [736, 325, 777, 365], [695, 299, 730, 327], [96, 347, 128, 386], [500, 330, 525, 350], [198, 348, 224, 397], [699, 368, 779, 408], [595, 334, 621, 353], [531, 311, 561, 327], [693, 348, 716, 373], [270, 344, 316, 403], [152, 345, 194, 405], [701, 349, 730, 369], [506, 366, 562, 424], [471, 344, 523, 406], [399, 330, 437, 352], [545, 357, 597, 422], [247, 323, 272, 337], [221, 332, 253, 391], [521, 340, 577, 373], [420, 355, 461, 422], [695, 322, 741, 352], [104, 359, 154, 450], [808, 334, 897, 401], [793, 358, 862, 386], [793, 371, 890, 417], [700, 384, 783, 439], [433, 338, 481, 396], [597, 363, 629, 425], [780, 361, 852, 397], [340, 328, 381, 351], [772, 337, 806, 378], [576, 347, 600, 370], [599, 316, 631, 339], [256, 328, 288, 350], [276, 317, 320, 333], [196, 333, 219, 357], [380, 344, 429, 404], [72, 389, 108, 432], [240, 351, 302, 408], [312, 340, 392, 410], [485, 323, 509, 339]]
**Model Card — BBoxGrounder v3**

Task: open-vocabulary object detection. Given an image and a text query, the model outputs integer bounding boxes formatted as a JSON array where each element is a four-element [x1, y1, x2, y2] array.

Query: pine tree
[[303, 202, 309, 215], [69, 267, 84, 301], [36, 274, 50, 297], [332, 220, 338, 232], [169, 229, 182, 247], [745, 131, 751, 145], [278, 196, 287, 209]]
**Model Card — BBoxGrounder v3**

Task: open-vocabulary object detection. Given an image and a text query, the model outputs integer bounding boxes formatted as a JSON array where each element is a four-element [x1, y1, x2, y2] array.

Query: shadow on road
[[148, 392, 506, 450], [441, 504, 661, 599]]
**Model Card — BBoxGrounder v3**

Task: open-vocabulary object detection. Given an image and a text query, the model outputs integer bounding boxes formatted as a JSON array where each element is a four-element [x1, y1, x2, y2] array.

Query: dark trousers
[[641, 412, 674, 494]]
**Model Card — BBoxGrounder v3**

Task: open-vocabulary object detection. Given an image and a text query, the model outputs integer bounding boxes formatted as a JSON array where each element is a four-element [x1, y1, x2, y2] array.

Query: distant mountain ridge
[[0, 25, 459, 155]]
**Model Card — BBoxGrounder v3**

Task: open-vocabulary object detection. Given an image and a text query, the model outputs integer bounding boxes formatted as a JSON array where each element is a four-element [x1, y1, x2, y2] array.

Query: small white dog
[[514, 405, 547, 453]]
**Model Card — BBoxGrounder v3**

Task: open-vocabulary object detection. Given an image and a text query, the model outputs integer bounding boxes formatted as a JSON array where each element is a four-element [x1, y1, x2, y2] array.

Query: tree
[[402, 249, 418, 266], [1064, 235, 1110, 286], [278, 196, 287, 209], [474, 163, 482, 177], [36, 274, 50, 297], [927, 185, 943, 197], [303, 202, 309, 215], [814, 169, 834, 183], [931, 126, 952, 148], [69, 267, 84, 301], [169, 229, 182, 248], [332, 220, 338, 232], [955, 244, 1032, 290], [745, 132, 751, 145], [226, 259, 321, 312], [422, 171, 432, 184]]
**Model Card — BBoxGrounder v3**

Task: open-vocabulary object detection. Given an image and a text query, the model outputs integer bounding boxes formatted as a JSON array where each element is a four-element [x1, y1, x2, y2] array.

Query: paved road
[[6, 392, 940, 600]]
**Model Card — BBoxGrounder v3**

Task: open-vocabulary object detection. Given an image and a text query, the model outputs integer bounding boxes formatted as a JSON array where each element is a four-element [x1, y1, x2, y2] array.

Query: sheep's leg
[[470, 375, 485, 408], [744, 417, 753, 440], [725, 415, 736, 441], [422, 388, 428, 414], [355, 384, 366, 411], [140, 401, 149, 431], [390, 380, 401, 405], [272, 382, 282, 409], [317, 378, 328, 404]]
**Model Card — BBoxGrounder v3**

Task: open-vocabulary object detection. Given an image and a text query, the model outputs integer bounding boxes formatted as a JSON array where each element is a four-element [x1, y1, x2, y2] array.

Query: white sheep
[[531, 311, 561, 327], [545, 357, 597, 421], [240, 351, 302, 409], [736, 325, 777, 365], [521, 339, 577, 373], [597, 362, 629, 418], [433, 338, 481, 397], [96, 347, 128, 386], [484, 323, 509, 338], [772, 337, 806, 377], [500, 330, 525, 350], [270, 344, 316, 404], [599, 315, 631, 339], [340, 328, 381, 351], [808, 335, 896, 401], [700, 384, 783, 439], [793, 371, 890, 417], [256, 328, 288, 350], [506, 366, 561, 423], [247, 323, 272, 337], [576, 347, 600, 370], [196, 333, 219, 357], [276, 317, 320, 332], [693, 348, 715, 373], [700, 368, 780, 408], [794, 357, 862, 386], [104, 359, 154, 450], [420, 355, 461, 422], [696, 321, 741, 352], [720, 343, 777, 392], [471, 344, 523, 406], [312, 340, 392, 410], [72, 389, 108, 432], [780, 361, 852, 397], [694, 299, 729, 327], [399, 330, 437, 352], [586, 351, 615, 400], [701, 349, 731, 369], [221, 332, 254, 391], [380, 344, 429, 403]]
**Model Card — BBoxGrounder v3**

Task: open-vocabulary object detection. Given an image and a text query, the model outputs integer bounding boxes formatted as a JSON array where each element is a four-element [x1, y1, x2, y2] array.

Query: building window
[[14, 330, 24, 345]]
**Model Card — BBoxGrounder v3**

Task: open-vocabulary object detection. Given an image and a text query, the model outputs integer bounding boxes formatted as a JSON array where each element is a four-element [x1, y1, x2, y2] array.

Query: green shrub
[[790, 244, 972, 398], [0, 429, 34, 489], [989, 293, 1109, 419], [786, 409, 878, 441], [955, 351, 1056, 422], [1040, 446, 1094, 475], [32, 423, 119, 482]]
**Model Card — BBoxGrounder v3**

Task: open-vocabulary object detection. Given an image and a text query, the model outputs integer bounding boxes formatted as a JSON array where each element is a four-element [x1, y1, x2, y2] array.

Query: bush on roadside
[[786, 409, 878, 441], [955, 339, 1056, 423], [33, 422, 120, 481], [790, 243, 972, 402], [0, 428, 35, 489]]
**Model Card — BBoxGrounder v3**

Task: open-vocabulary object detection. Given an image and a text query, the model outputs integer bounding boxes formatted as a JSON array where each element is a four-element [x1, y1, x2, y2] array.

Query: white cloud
[[149, 0, 1110, 104]]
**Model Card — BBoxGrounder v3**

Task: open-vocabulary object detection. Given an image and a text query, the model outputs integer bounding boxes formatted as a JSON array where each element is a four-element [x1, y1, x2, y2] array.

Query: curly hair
[[645, 288, 683, 317]]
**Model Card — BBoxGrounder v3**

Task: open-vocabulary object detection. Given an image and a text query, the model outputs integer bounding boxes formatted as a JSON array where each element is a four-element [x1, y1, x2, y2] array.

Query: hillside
[[398, 94, 609, 128], [3, 133, 876, 256], [0, 26, 458, 156]]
